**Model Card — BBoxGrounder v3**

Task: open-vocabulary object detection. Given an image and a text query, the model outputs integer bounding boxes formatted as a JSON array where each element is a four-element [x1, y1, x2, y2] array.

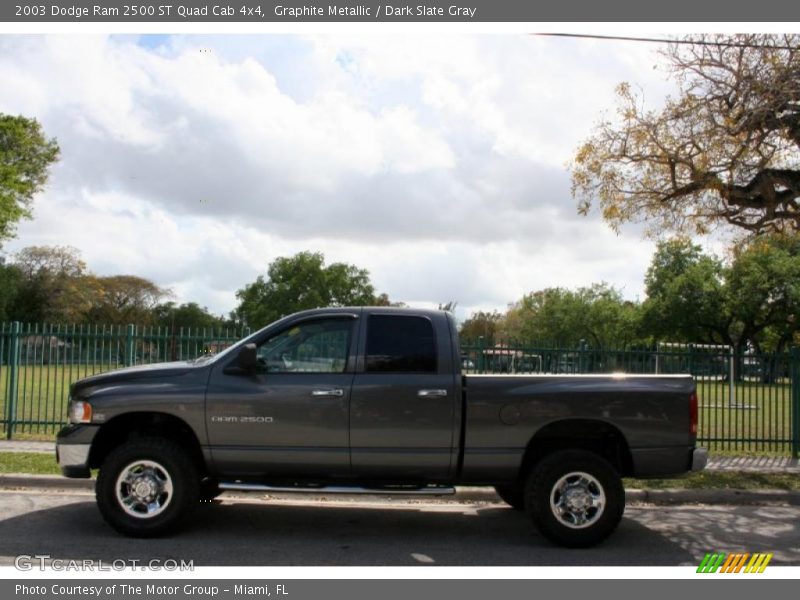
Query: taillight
[[689, 391, 698, 436]]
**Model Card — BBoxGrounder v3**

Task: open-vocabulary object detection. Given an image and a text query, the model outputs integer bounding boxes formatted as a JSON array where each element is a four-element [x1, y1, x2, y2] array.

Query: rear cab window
[[365, 314, 437, 373]]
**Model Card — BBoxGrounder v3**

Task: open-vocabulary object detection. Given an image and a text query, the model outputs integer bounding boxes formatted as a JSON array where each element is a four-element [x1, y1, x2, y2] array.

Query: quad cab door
[[349, 311, 459, 481], [206, 312, 360, 479]]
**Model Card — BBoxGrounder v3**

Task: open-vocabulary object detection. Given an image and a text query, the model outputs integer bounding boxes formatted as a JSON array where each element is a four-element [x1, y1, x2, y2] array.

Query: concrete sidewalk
[[1, 440, 799, 473], [0, 440, 54, 454]]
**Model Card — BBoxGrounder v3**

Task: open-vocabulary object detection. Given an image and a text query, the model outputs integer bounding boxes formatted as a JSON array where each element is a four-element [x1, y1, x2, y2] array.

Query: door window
[[365, 315, 437, 373], [256, 318, 353, 373]]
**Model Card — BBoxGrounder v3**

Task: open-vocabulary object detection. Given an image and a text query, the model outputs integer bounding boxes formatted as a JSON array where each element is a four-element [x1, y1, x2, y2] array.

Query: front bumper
[[56, 424, 99, 478], [56, 444, 91, 478], [691, 447, 709, 472]]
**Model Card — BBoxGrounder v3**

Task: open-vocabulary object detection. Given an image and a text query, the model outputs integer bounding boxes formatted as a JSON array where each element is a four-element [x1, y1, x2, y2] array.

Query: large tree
[[726, 235, 800, 355], [86, 275, 170, 325], [642, 236, 800, 355], [640, 239, 731, 346], [9, 245, 96, 323], [0, 114, 60, 243], [234, 251, 378, 329], [459, 310, 505, 344], [572, 34, 800, 237]]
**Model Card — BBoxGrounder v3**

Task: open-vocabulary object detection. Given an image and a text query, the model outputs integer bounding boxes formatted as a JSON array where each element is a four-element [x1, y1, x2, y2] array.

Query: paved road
[[0, 490, 798, 566]]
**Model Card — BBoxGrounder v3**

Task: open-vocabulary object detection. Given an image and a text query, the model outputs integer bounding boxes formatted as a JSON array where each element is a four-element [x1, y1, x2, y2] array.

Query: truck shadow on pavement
[[0, 494, 797, 566]]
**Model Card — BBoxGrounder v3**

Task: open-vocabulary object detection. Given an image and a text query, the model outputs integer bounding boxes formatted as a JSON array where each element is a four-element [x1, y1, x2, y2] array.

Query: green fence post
[[579, 339, 588, 373], [5, 321, 20, 440], [125, 324, 136, 367], [791, 347, 800, 459]]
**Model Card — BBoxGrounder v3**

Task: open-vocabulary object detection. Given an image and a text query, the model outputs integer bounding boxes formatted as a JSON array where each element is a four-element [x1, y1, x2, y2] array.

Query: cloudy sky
[[0, 34, 678, 320]]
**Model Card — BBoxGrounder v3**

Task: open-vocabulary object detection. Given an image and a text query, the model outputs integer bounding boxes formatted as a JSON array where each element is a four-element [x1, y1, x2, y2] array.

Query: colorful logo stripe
[[697, 552, 772, 573]]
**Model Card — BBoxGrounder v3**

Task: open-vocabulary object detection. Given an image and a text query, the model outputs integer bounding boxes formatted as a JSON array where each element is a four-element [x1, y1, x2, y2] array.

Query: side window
[[256, 319, 353, 374], [365, 315, 437, 373]]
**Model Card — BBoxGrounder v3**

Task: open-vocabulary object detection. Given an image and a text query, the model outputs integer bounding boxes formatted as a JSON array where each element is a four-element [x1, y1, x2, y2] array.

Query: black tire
[[494, 484, 525, 510], [524, 450, 624, 548], [96, 437, 200, 537], [199, 480, 222, 503]]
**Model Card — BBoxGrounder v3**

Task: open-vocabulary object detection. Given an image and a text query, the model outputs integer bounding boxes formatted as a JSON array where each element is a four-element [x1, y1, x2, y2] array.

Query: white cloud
[[0, 34, 675, 318]]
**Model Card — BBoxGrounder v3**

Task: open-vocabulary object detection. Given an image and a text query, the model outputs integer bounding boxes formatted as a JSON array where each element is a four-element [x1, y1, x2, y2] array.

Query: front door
[[206, 315, 359, 479]]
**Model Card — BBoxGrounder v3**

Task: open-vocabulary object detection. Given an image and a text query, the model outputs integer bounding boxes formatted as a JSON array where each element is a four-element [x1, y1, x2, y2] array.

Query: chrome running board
[[218, 483, 456, 495]]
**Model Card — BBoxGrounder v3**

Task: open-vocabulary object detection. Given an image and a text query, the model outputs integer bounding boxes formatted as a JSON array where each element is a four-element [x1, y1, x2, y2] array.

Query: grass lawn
[[0, 363, 123, 436], [625, 471, 800, 491], [0, 452, 60, 475], [694, 378, 793, 454]]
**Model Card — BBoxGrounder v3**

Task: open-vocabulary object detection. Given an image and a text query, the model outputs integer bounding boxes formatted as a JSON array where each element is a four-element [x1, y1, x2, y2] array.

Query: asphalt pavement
[[2, 440, 799, 567], [1, 489, 798, 566]]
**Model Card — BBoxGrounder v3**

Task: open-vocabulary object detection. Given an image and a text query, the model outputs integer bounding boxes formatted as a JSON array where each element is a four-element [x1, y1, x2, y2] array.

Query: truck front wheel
[[96, 437, 200, 537], [525, 450, 624, 548]]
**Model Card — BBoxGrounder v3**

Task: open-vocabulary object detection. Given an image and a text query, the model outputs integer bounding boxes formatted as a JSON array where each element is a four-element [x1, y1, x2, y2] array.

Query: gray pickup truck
[[56, 307, 706, 547]]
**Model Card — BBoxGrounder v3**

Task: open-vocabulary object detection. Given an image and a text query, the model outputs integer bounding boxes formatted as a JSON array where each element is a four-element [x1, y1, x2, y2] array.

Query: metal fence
[[2, 323, 799, 456], [0, 322, 248, 439], [461, 340, 800, 456]]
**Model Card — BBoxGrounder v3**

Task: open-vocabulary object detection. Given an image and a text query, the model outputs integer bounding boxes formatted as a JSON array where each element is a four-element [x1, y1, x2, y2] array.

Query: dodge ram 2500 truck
[[56, 307, 707, 547]]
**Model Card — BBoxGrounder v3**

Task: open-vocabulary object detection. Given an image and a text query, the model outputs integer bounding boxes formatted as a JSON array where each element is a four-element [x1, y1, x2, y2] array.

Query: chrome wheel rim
[[549, 471, 605, 529], [115, 459, 174, 519]]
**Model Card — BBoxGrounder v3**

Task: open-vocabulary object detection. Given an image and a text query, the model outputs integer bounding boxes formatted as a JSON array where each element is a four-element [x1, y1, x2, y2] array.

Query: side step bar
[[218, 483, 456, 496]]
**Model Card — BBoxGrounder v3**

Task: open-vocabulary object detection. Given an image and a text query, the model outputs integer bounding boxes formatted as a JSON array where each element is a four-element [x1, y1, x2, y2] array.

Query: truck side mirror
[[238, 343, 257, 371]]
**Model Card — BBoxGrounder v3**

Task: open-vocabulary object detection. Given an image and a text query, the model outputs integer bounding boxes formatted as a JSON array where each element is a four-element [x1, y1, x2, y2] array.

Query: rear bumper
[[630, 445, 708, 477]]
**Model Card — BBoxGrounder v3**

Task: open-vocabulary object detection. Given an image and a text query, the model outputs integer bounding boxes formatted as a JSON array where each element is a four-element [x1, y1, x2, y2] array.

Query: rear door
[[349, 312, 458, 480]]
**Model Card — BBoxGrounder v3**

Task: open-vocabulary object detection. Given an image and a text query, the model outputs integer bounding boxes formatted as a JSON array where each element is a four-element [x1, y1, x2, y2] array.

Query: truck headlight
[[68, 400, 93, 424]]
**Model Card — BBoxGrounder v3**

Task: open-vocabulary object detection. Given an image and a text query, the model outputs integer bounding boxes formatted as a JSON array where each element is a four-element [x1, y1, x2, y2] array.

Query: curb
[[0, 474, 94, 490], [2, 475, 800, 506], [624, 488, 800, 506]]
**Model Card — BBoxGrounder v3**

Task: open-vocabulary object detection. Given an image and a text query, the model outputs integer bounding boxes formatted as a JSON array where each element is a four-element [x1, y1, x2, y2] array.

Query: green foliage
[[9, 246, 95, 323], [641, 235, 800, 354], [727, 235, 800, 353], [234, 251, 378, 329], [641, 239, 730, 344], [0, 114, 60, 243], [502, 283, 640, 347], [0, 263, 23, 322], [0, 246, 169, 325], [85, 275, 169, 325], [153, 301, 228, 330], [459, 311, 504, 345]]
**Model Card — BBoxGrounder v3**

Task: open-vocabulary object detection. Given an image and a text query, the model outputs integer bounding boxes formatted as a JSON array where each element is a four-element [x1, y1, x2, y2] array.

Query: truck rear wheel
[[494, 484, 525, 510], [525, 449, 624, 548], [96, 437, 200, 537]]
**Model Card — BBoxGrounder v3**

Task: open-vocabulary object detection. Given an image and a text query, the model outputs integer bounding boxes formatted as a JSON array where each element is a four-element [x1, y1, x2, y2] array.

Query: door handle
[[311, 389, 345, 397], [417, 389, 448, 397]]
